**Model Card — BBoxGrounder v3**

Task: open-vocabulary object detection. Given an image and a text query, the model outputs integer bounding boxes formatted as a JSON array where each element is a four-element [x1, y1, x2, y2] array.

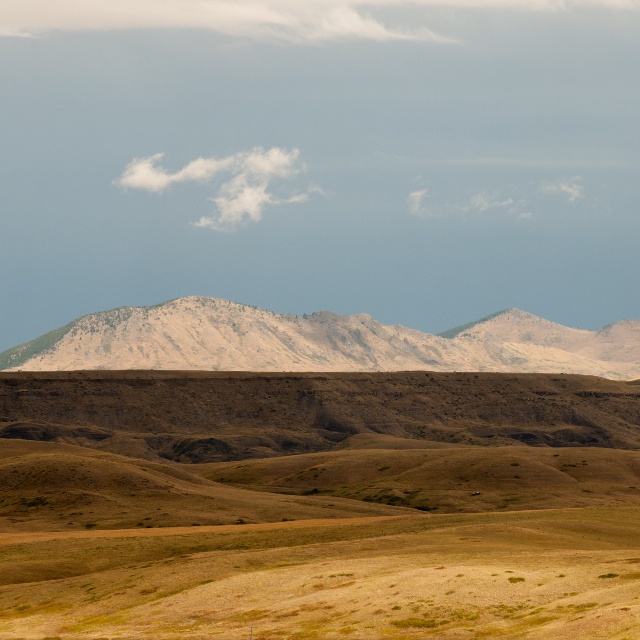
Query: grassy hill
[[0, 440, 405, 533], [0, 321, 77, 370], [192, 434, 640, 513]]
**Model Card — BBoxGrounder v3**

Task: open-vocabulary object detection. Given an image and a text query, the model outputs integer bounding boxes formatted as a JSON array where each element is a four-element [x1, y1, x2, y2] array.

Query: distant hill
[[1, 297, 639, 379]]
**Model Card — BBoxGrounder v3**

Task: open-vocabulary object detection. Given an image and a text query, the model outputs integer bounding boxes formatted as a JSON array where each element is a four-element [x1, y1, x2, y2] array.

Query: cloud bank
[[0, 1, 453, 43], [116, 147, 309, 231], [3, 1, 639, 43]]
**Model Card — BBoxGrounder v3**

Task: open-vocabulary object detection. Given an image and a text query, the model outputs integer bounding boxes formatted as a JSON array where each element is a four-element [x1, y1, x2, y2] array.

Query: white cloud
[[408, 186, 532, 220], [117, 153, 235, 193], [469, 192, 514, 213], [539, 177, 583, 201], [5, 0, 638, 43], [116, 147, 310, 231], [466, 191, 532, 218], [0, 28, 37, 38], [407, 188, 435, 217], [0, 1, 457, 44]]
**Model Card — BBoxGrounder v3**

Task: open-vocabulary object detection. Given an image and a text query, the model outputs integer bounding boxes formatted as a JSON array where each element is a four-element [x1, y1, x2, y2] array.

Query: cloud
[[0, 28, 37, 38], [468, 192, 514, 213], [117, 153, 235, 193], [116, 147, 310, 231], [6, 0, 638, 43], [408, 186, 532, 220], [539, 177, 583, 201], [407, 188, 435, 218], [465, 191, 532, 219], [0, 1, 457, 44]]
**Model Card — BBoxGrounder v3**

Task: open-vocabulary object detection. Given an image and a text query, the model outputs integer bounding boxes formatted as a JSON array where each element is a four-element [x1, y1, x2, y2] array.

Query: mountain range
[[1, 296, 639, 379]]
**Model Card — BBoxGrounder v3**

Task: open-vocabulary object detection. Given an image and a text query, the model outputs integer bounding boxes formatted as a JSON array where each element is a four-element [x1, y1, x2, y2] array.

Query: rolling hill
[[0, 439, 404, 533], [194, 435, 640, 513]]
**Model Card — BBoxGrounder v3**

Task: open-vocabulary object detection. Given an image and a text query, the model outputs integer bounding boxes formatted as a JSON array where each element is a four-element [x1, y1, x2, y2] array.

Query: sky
[[2, 0, 640, 351]]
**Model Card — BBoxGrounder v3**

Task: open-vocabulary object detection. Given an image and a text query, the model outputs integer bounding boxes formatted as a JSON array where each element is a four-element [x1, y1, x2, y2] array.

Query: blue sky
[[1, 1, 640, 351]]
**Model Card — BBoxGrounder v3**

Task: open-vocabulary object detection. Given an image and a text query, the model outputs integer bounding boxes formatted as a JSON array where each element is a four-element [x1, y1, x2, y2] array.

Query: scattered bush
[[18, 496, 49, 507]]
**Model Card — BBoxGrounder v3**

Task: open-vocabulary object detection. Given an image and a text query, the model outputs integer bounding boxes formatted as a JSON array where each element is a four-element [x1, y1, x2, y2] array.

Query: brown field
[[1, 372, 640, 639]]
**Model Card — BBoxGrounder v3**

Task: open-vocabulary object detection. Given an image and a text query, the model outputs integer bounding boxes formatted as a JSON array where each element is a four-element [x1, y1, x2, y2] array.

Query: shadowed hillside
[[194, 435, 640, 513], [0, 440, 405, 533], [1, 371, 640, 462]]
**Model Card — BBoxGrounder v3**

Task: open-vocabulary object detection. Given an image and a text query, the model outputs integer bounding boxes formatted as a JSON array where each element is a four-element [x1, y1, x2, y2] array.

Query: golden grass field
[[2, 372, 640, 639], [1, 438, 640, 639], [1, 506, 640, 639]]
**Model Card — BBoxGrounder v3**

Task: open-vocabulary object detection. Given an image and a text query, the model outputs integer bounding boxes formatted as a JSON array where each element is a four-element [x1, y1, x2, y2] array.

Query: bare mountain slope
[[579, 319, 640, 363], [449, 308, 593, 349], [1, 297, 638, 378]]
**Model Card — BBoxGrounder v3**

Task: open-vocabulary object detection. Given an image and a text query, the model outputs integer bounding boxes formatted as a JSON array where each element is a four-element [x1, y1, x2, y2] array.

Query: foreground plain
[[1, 439, 640, 639], [1, 507, 640, 639]]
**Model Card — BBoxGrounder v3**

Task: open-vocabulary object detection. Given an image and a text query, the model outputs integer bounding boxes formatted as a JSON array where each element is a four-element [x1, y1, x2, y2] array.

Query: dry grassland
[[1, 508, 640, 639], [2, 373, 640, 638], [1, 440, 640, 639], [195, 435, 640, 513], [0, 441, 405, 533]]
